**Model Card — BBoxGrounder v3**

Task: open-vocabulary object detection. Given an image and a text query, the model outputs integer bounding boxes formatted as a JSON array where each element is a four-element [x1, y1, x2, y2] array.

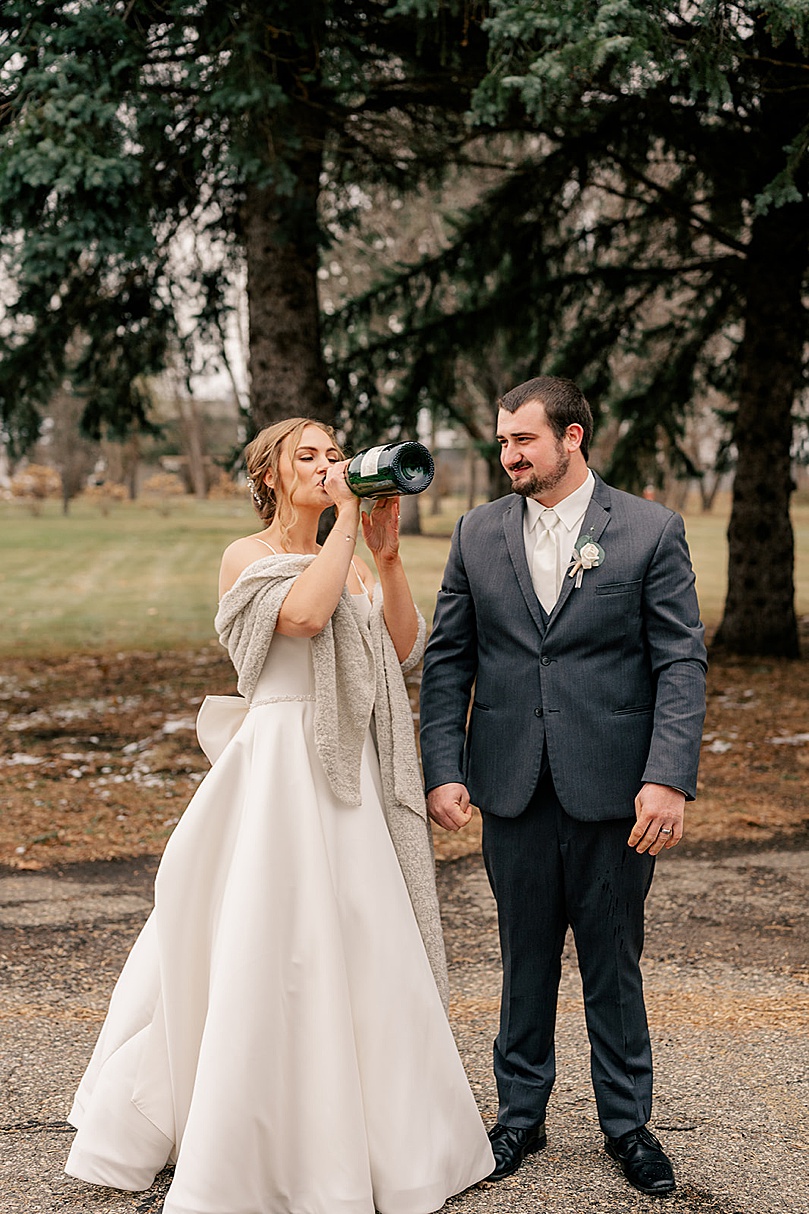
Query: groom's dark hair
[[498, 376, 593, 461]]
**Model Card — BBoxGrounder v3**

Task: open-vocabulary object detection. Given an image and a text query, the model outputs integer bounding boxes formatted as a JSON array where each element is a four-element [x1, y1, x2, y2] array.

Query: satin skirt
[[66, 630, 493, 1213]]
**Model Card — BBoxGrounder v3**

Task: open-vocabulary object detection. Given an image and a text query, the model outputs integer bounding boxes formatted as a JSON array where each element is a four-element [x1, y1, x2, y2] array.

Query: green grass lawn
[[1, 493, 808, 657], [0, 497, 258, 656]]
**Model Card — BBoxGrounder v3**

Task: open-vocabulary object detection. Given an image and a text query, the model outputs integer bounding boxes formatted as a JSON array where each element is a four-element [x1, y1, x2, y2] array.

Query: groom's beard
[[510, 445, 570, 499]]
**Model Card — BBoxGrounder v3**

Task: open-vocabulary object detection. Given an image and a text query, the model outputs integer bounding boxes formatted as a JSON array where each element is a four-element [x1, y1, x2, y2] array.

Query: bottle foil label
[[359, 445, 385, 479]]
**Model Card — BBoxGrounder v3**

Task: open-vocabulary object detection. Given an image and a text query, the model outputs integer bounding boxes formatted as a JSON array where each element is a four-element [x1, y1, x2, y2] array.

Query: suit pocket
[[612, 704, 653, 716], [472, 700, 491, 711], [595, 579, 642, 596]]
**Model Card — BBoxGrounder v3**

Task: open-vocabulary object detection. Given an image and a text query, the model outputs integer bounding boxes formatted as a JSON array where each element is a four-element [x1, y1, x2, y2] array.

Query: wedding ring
[[659, 827, 673, 835]]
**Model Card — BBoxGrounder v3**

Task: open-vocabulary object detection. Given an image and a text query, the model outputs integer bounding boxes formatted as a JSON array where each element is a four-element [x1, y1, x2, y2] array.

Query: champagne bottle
[[345, 441, 435, 499]]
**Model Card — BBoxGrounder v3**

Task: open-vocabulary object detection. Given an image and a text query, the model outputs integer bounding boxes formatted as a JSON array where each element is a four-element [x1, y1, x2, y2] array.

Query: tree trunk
[[713, 203, 807, 657], [242, 86, 332, 432], [399, 493, 422, 535], [485, 446, 511, 500], [698, 474, 721, 513], [177, 392, 209, 499], [124, 436, 139, 500]]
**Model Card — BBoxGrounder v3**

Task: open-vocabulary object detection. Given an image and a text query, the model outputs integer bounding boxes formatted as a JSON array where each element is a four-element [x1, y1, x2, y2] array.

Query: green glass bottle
[[345, 441, 435, 499]]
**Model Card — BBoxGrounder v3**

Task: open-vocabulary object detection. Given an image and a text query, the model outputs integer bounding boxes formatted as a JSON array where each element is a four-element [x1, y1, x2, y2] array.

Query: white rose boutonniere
[[568, 531, 605, 589]]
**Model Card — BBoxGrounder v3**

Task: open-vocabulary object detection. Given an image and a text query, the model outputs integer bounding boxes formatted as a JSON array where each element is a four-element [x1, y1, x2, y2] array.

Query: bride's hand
[[361, 497, 400, 564], [322, 460, 358, 510]]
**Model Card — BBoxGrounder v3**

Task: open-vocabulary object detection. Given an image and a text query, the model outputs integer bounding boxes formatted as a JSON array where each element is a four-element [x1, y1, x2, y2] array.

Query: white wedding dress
[[65, 590, 494, 1214]]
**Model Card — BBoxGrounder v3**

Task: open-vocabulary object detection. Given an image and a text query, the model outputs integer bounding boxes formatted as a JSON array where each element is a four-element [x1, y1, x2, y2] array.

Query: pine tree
[[0, 1, 486, 449], [332, 1, 809, 657]]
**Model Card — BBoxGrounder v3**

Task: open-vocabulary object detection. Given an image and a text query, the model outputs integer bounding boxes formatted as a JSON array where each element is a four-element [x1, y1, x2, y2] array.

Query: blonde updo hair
[[244, 417, 343, 545]]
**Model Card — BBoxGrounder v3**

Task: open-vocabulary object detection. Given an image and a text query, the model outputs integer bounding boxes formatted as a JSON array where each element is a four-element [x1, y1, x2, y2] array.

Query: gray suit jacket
[[420, 474, 708, 821]]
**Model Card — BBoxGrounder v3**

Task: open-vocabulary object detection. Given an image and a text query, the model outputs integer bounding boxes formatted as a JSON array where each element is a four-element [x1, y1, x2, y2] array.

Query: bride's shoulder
[[218, 534, 275, 596]]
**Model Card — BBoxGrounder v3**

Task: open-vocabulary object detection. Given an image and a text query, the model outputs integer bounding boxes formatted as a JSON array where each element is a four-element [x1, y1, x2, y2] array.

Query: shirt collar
[[524, 469, 595, 533]]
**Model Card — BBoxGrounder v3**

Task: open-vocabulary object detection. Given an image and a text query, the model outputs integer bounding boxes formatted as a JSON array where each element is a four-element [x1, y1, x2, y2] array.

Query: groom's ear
[[564, 423, 585, 453]]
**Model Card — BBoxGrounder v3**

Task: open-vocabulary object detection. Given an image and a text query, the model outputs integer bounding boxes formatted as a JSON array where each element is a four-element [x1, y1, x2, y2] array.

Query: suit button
[[540, 656, 551, 666], [534, 708, 543, 717]]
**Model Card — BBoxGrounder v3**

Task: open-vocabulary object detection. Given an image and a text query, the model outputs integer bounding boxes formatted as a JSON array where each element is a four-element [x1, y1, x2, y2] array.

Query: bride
[[65, 417, 494, 1214]]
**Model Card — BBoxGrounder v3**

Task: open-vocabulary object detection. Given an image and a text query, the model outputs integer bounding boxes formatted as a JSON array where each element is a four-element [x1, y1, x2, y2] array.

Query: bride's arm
[[273, 462, 363, 636], [275, 509, 361, 636], [218, 463, 364, 637]]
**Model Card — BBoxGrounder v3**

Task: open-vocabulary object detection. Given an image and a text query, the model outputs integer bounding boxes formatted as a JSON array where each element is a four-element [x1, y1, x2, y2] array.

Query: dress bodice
[[251, 592, 371, 705]]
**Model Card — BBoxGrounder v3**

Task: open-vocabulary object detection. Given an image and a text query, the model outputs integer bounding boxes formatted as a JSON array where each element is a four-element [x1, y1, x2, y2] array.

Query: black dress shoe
[[605, 1126, 676, 1196], [486, 1120, 547, 1180]]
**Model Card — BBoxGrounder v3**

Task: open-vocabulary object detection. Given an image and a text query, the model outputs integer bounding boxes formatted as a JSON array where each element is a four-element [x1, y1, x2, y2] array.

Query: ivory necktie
[[532, 508, 562, 614]]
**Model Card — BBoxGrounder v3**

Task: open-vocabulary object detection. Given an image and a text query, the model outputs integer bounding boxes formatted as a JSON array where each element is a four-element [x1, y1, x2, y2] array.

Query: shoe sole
[[487, 1132, 547, 1181]]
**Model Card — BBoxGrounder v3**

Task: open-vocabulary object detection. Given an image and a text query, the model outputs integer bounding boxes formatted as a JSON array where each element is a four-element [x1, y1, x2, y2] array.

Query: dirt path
[[1, 841, 807, 1214]]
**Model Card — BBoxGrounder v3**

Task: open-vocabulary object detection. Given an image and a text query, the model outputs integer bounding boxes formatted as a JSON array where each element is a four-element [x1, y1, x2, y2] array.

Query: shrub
[[141, 471, 187, 515], [81, 482, 129, 515], [10, 464, 62, 514], [207, 470, 245, 500]]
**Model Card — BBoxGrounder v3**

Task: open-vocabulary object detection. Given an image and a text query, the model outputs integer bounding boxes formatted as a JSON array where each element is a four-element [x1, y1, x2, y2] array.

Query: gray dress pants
[[481, 770, 656, 1139]]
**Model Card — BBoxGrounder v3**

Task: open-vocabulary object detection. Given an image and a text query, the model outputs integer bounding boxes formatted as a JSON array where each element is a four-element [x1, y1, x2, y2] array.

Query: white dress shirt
[[523, 470, 595, 610]]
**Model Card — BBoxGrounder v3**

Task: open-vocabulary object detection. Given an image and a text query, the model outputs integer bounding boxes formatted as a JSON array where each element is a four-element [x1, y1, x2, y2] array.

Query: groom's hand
[[629, 783, 685, 854], [427, 782, 473, 832]]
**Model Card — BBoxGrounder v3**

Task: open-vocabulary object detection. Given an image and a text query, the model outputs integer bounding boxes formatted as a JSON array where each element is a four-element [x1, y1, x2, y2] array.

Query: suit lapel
[[503, 496, 547, 634], [548, 473, 612, 623]]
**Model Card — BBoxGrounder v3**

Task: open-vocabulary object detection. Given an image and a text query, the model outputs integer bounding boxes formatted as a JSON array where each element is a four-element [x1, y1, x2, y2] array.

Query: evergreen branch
[[606, 152, 748, 254]]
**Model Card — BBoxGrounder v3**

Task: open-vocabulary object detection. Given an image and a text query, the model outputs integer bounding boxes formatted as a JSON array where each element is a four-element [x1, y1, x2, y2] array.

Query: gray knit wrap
[[214, 554, 448, 1007]]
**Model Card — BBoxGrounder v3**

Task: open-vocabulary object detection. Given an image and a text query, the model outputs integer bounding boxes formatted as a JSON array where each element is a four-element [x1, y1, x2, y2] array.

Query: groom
[[420, 376, 707, 1197]]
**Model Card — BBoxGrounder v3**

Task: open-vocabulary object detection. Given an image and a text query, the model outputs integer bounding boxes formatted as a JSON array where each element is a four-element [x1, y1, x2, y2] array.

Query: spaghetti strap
[[351, 558, 371, 600], [255, 538, 278, 554]]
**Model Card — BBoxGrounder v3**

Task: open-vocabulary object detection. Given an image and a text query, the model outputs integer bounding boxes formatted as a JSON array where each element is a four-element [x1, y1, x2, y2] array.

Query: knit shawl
[[213, 554, 448, 1006]]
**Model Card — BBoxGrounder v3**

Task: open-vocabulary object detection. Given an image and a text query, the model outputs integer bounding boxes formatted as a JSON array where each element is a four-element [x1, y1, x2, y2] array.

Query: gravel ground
[[1, 843, 808, 1214]]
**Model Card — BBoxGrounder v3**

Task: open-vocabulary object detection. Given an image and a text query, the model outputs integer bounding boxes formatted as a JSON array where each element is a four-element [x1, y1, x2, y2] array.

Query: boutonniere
[[568, 530, 605, 589]]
